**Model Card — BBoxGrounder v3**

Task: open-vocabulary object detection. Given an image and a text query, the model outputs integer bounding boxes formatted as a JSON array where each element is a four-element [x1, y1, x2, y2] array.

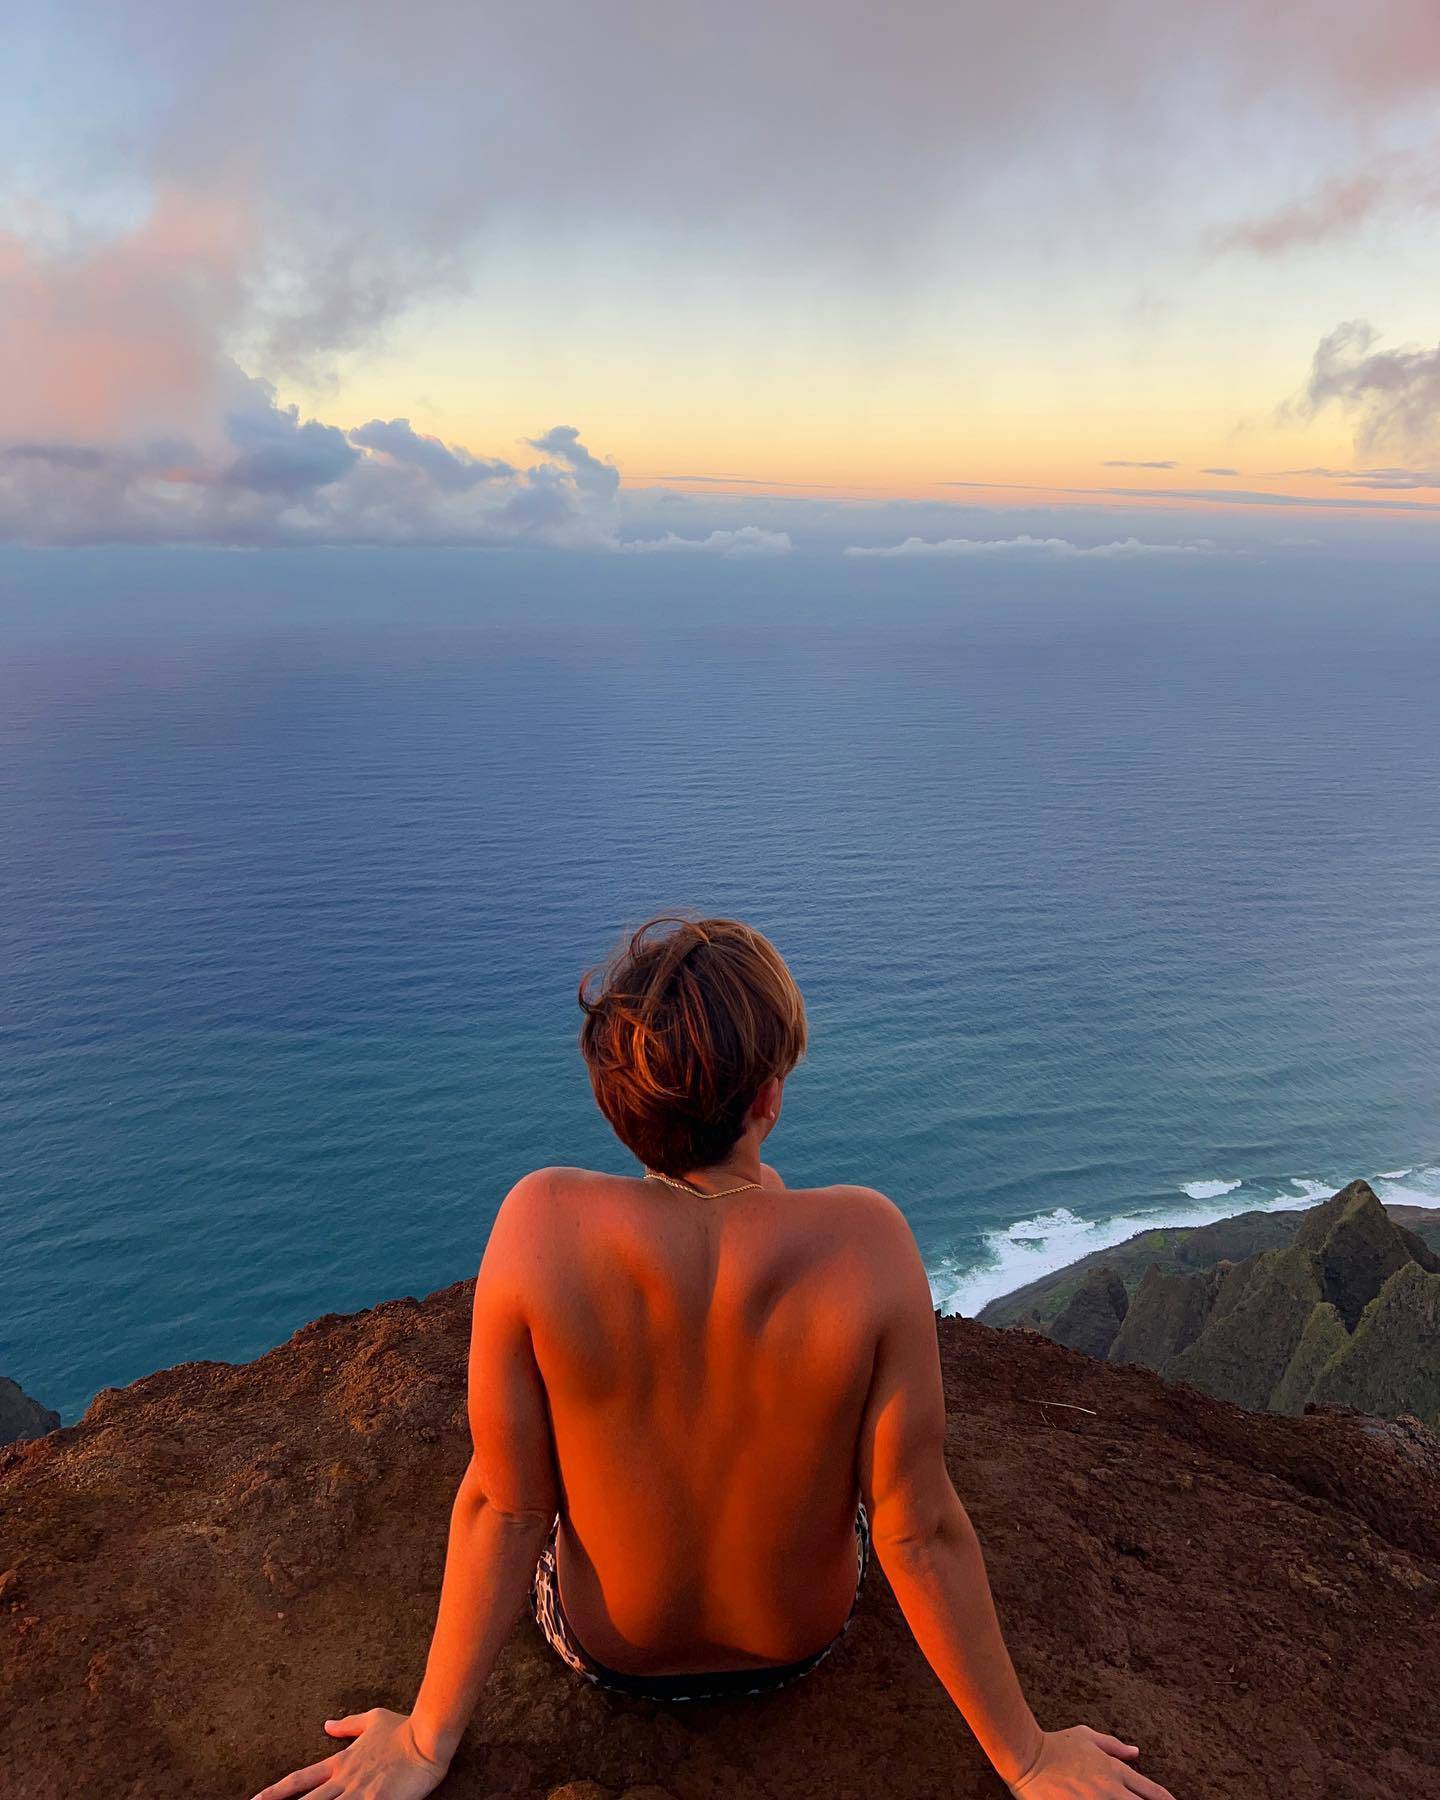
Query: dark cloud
[[0, 435, 206, 493], [223, 381, 358, 494], [2, 443, 118, 471], [941, 475, 1440, 512], [0, 377, 570, 544], [1199, 466, 1240, 475], [1099, 483, 1440, 510], [0, 380, 793, 549], [348, 418, 514, 489], [1298, 320, 1440, 460], [526, 426, 620, 500], [1337, 469, 1440, 489], [1269, 463, 1440, 489], [1101, 459, 1177, 469]]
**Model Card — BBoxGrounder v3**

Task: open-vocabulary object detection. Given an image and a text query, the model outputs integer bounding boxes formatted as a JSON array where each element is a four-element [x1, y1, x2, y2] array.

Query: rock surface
[[1107, 1263, 1227, 1371], [3, 1280, 1438, 1799], [1045, 1265, 1128, 1359], [0, 1374, 59, 1447], [1153, 1184, 1440, 1425]]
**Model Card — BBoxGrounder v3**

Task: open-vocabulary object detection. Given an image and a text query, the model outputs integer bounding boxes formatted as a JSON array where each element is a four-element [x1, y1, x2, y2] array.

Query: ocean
[[3, 545, 1438, 1422]]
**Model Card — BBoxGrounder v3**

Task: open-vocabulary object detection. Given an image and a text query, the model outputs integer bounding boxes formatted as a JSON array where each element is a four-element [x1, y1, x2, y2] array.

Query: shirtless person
[[254, 916, 1174, 1800]]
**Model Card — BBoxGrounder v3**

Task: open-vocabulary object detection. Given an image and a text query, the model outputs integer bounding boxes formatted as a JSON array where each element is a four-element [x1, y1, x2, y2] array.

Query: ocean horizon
[[4, 546, 1439, 1422]]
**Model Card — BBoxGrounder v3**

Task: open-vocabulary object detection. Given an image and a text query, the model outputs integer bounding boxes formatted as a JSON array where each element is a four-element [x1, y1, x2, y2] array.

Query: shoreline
[[929, 1159, 1440, 1318]]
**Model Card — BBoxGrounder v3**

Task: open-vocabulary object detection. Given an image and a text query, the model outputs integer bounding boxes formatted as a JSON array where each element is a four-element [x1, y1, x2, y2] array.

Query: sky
[[4, 1, 1440, 556]]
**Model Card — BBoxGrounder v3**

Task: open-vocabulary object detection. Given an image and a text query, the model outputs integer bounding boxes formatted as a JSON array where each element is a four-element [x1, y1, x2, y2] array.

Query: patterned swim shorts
[[531, 1505, 871, 1703]]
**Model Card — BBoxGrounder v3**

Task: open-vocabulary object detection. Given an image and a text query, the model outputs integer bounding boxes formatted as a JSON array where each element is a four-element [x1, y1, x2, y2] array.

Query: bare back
[[474, 1165, 903, 1675]]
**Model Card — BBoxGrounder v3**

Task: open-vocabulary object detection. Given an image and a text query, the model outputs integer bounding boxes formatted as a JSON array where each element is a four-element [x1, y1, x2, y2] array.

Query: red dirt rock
[[2, 1282, 1436, 1799]]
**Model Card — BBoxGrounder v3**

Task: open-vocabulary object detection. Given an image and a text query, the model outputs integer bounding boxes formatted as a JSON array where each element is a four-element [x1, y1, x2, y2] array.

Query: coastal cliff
[[4, 1281, 1437, 1797], [983, 1183, 1440, 1430], [978, 1188, 1440, 1334]]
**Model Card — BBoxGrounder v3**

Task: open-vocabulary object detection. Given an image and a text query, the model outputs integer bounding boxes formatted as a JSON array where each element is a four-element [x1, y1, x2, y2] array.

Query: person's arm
[[251, 1177, 558, 1800], [855, 1197, 1176, 1800], [407, 1177, 559, 1761]]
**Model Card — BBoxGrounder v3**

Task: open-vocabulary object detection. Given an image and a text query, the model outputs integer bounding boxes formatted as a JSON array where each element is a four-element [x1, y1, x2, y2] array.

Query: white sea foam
[[929, 1160, 1440, 1318], [1371, 1165, 1440, 1209], [1278, 1178, 1336, 1206]]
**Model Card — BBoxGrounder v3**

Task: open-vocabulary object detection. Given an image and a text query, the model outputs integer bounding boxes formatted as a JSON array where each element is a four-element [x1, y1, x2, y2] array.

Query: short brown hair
[[578, 914, 807, 1176]]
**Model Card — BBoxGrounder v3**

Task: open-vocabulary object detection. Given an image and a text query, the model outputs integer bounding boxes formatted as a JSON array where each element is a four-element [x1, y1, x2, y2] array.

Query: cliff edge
[[2, 1281, 1437, 1799]]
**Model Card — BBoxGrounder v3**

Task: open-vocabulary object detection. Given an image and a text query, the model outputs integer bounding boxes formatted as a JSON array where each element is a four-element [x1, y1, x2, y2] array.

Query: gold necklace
[[643, 1167, 763, 1198]]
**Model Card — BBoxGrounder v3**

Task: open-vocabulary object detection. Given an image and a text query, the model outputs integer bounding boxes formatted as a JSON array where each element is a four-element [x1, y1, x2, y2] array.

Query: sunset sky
[[5, 2, 1440, 551]]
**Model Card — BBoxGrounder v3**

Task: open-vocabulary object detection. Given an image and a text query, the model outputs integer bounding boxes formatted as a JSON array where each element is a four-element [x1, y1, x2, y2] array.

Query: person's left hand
[[249, 1706, 449, 1800]]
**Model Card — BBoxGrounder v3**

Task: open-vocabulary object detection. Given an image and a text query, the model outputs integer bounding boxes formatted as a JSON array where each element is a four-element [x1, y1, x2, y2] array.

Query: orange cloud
[[0, 188, 251, 447]]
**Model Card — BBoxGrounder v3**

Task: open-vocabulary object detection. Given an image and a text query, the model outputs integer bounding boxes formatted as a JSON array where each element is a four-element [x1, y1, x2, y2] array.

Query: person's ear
[[754, 1075, 782, 1125]]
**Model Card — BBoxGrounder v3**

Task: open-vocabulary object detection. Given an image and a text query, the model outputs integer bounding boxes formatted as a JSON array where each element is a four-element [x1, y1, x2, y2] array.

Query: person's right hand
[[248, 1707, 449, 1800], [1006, 1725, 1176, 1799]]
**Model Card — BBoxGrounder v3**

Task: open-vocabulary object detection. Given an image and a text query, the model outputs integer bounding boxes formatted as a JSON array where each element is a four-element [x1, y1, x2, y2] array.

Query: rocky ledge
[[2, 1281, 1437, 1799], [0, 1375, 60, 1448]]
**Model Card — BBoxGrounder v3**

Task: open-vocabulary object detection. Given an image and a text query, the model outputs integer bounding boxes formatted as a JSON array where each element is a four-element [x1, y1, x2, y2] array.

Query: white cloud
[[619, 526, 793, 557], [843, 533, 1217, 559]]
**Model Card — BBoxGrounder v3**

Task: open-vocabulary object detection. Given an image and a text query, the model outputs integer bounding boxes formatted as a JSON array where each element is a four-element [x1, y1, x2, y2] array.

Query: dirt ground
[[2, 1282, 1436, 1799]]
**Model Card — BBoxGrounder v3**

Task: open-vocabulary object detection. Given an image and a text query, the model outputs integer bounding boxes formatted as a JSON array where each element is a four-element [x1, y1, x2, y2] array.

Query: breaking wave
[[1180, 1177, 1242, 1200]]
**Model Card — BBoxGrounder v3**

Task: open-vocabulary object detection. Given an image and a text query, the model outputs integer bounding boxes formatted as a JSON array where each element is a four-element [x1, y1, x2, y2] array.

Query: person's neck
[[675, 1143, 764, 1193]]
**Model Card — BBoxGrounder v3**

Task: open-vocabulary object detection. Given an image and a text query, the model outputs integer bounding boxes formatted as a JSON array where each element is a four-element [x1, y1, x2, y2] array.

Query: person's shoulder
[[813, 1179, 906, 1216], [481, 1167, 611, 1274], [497, 1164, 648, 1225], [826, 1188, 936, 1322], [498, 1165, 614, 1212], [809, 1182, 916, 1243], [801, 1186, 931, 1318]]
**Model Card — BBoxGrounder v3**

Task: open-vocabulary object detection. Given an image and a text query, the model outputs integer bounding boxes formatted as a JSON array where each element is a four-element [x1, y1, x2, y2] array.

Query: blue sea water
[[3, 546, 1439, 1422]]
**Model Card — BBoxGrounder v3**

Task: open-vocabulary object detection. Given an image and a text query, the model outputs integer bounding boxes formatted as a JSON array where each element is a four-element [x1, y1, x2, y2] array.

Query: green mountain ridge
[[981, 1182, 1440, 1429]]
